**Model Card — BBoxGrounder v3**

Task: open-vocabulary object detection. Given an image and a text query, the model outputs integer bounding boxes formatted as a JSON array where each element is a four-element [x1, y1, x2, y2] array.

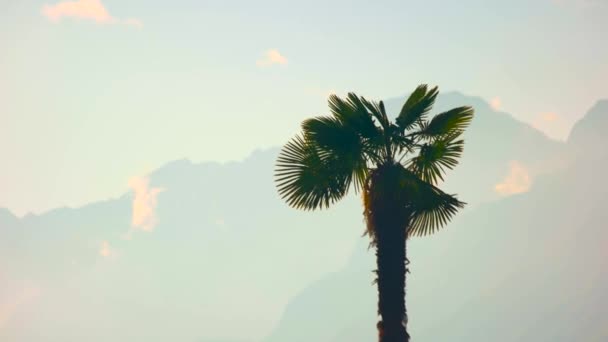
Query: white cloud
[[128, 176, 163, 231], [42, 0, 143, 28], [494, 161, 532, 196], [256, 49, 288, 67]]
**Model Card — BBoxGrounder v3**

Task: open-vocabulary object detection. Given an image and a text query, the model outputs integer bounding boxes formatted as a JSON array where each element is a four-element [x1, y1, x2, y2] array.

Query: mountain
[[0, 92, 579, 342], [0, 150, 364, 342], [568, 99, 608, 160], [263, 99, 608, 342], [568, 99, 608, 144]]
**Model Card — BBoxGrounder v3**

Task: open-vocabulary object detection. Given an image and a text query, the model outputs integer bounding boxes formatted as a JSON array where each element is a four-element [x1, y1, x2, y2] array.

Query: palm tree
[[274, 84, 473, 341]]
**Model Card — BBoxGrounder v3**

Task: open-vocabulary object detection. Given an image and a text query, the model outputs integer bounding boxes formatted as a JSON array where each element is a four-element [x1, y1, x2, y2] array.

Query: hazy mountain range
[[1, 94, 606, 341]]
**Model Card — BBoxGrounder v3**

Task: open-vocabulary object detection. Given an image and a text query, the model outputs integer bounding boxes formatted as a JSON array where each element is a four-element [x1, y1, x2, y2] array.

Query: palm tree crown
[[275, 84, 473, 238], [275, 84, 473, 341]]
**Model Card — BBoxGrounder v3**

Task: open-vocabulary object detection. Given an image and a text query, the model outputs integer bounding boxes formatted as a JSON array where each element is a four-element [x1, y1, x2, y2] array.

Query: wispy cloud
[[42, 0, 142, 28], [256, 49, 288, 67], [128, 176, 163, 231], [495, 161, 532, 196]]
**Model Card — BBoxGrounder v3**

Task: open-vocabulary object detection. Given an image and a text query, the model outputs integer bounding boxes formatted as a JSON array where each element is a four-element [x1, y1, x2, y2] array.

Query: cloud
[[489, 97, 502, 111], [494, 161, 532, 196], [99, 240, 114, 258], [128, 176, 163, 231], [256, 49, 288, 67], [42, 0, 142, 28], [42, 0, 111, 23]]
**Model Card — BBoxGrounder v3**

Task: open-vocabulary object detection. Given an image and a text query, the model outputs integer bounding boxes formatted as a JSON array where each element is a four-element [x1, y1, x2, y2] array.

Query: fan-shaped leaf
[[302, 116, 360, 154], [302, 116, 368, 189], [394, 169, 465, 237], [406, 132, 465, 184], [328, 94, 380, 140], [408, 189, 465, 237], [275, 135, 352, 210], [419, 106, 473, 138], [360, 97, 390, 130], [396, 85, 439, 131]]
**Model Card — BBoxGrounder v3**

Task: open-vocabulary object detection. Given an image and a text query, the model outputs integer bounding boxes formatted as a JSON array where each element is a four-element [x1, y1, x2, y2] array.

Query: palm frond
[[406, 131, 465, 184], [360, 97, 390, 131], [395, 169, 465, 237], [408, 188, 465, 237], [328, 93, 387, 164], [396, 85, 439, 131], [302, 116, 368, 189], [417, 106, 474, 139], [391, 130, 416, 156], [302, 116, 360, 154], [275, 135, 352, 210], [328, 94, 380, 140]]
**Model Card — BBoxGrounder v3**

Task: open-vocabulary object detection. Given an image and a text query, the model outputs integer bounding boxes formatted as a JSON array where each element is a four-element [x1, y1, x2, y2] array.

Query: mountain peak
[[568, 99, 608, 148]]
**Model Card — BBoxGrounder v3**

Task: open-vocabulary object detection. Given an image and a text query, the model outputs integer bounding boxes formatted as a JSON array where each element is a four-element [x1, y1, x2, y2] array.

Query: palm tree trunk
[[374, 210, 410, 342], [366, 162, 412, 342]]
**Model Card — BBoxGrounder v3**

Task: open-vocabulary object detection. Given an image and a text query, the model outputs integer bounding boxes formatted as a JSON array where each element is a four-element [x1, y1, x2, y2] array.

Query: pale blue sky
[[1, 0, 607, 215]]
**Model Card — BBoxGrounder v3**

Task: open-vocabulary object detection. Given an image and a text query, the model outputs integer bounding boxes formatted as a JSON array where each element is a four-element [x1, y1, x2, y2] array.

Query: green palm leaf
[[408, 188, 465, 237], [395, 168, 465, 236], [417, 106, 474, 138], [328, 93, 380, 140], [275, 135, 352, 210], [360, 97, 390, 131], [396, 85, 439, 131], [302, 116, 368, 189], [302, 116, 360, 154], [328, 93, 386, 163], [406, 131, 465, 184]]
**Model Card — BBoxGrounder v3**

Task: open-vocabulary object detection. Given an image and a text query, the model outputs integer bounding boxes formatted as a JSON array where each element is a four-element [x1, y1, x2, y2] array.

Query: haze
[[1, 1, 607, 341]]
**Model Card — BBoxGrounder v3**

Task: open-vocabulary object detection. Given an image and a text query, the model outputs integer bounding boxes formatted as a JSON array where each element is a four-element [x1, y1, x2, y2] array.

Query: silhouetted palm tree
[[275, 85, 473, 342]]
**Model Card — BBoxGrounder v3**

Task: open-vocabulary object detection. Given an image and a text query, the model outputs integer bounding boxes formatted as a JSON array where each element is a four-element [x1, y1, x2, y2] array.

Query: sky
[[1, 0, 607, 216]]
